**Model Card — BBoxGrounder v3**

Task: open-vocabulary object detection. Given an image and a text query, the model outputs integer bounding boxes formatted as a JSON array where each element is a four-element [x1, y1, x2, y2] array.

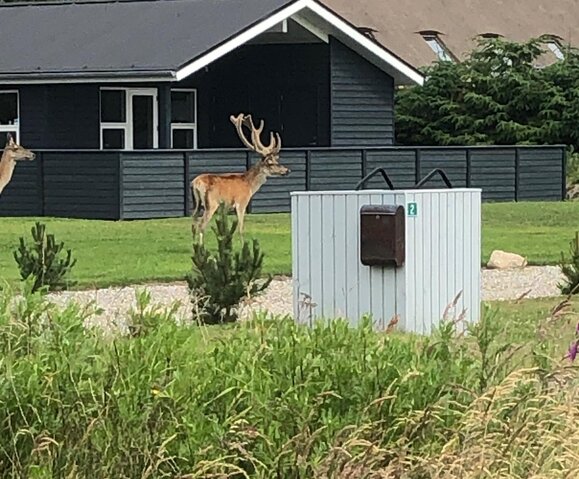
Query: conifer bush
[[186, 206, 272, 324], [13, 221, 76, 293]]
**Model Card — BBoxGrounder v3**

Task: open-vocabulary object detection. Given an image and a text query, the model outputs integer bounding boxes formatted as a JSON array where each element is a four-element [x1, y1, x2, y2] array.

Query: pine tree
[[186, 205, 272, 324], [13, 222, 77, 293], [395, 37, 579, 152]]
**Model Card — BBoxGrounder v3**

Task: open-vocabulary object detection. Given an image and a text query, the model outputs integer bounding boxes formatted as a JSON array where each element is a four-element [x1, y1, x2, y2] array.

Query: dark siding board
[[121, 152, 186, 219], [365, 151, 417, 189], [517, 148, 564, 201], [418, 150, 468, 188], [42, 152, 119, 219], [0, 161, 41, 216], [310, 150, 362, 191], [329, 37, 395, 147], [251, 152, 307, 213], [468, 149, 516, 201]]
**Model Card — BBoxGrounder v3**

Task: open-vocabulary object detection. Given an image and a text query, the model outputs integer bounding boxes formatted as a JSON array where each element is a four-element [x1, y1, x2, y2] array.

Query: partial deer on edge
[[0, 133, 36, 197], [190, 113, 290, 241]]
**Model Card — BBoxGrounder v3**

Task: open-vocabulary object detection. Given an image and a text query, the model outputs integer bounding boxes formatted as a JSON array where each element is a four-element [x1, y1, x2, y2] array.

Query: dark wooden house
[[0, 0, 566, 219]]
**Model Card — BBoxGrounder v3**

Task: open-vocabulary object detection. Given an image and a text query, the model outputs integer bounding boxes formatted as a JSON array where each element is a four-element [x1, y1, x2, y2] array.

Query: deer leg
[[198, 201, 219, 243], [235, 203, 247, 243]]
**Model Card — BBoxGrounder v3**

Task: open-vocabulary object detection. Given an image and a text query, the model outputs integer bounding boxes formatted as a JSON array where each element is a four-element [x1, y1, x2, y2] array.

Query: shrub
[[0, 283, 577, 478], [13, 221, 76, 293], [558, 231, 579, 295], [186, 205, 272, 324]]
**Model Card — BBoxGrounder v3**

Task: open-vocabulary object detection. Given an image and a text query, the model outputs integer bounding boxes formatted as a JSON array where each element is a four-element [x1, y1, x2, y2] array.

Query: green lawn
[[0, 201, 577, 288]]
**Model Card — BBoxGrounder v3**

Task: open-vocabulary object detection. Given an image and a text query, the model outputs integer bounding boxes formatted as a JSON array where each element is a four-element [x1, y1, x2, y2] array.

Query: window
[[420, 32, 454, 62], [547, 41, 565, 60], [171, 89, 197, 149], [100, 88, 158, 150], [0, 91, 19, 143]]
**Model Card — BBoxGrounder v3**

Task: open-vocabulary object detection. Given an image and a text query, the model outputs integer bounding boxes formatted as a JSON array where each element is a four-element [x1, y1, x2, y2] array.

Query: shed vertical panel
[[333, 194, 348, 319], [308, 194, 324, 321], [321, 194, 336, 319], [345, 193, 361, 324]]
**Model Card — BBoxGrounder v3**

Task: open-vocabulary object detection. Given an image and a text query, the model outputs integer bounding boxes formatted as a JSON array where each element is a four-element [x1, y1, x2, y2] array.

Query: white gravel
[[42, 266, 567, 332]]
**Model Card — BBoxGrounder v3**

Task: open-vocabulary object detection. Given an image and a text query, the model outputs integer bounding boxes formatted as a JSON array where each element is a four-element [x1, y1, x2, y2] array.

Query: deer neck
[[0, 150, 15, 195], [244, 164, 268, 194]]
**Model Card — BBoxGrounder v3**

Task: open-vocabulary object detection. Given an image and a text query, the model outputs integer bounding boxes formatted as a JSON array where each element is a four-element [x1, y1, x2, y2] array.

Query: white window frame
[[0, 90, 20, 143], [547, 41, 565, 60], [170, 88, 198, 149], [422, 34, 454, 62], [100, 87, 159, 150]]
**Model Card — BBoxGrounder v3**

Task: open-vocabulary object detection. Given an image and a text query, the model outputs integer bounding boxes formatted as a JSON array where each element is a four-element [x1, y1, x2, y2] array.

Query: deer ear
[[6, 133, 14, 145]]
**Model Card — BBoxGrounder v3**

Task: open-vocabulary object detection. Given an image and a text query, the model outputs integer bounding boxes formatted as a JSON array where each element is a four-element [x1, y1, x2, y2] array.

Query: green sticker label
[[407, 202, 418, 217]]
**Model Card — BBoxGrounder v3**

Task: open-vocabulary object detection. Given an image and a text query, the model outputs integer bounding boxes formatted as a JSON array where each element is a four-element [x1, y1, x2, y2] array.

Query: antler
[[230, 113, 281, 156]]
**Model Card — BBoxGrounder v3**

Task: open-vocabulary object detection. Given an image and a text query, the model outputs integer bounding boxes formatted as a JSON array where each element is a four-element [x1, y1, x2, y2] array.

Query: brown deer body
[[191, 113, 290, 240], [0, 134, 36, 197]]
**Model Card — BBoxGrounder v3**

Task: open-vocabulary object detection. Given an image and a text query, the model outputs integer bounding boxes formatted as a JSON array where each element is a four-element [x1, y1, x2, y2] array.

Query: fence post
[[562, 146, 567, 201], [361, 149, 367, 179], [38, 151, 45, 216], [184, 152, 190, 217], [514, 147, 520, 202], [117, 153, 124, 220], [415, 148, 422, 183], [466, 149, 471, 187], [305, 150, 312, 191]]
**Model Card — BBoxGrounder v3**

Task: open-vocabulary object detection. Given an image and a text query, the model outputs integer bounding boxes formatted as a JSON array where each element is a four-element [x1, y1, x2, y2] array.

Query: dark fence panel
[[43, 152, 119, 219], [469, 149, 516, 201], [310, 150, 362, 190], [0, 160, 41, 216], [418, 149, 468, 188], [517, 147, 565, 201], [365, 150, 416, 189], [120, 152, 185, 219], [0, 145, 567, 220]]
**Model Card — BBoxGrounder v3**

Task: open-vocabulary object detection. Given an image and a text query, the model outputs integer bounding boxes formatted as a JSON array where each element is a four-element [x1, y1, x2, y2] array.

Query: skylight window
[[546, 41, 565, 60], [421, 34, 453, 62]]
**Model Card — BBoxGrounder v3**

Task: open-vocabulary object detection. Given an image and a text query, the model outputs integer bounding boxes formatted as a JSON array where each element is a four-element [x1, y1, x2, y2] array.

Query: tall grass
[[0, 282, 577, 478]]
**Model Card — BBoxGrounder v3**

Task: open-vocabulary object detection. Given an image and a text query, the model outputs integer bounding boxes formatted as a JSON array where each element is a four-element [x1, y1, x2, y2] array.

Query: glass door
[[129, 89, 158, 149]]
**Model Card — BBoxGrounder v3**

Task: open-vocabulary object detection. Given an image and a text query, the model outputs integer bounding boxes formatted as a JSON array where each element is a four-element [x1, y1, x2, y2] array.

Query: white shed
[[291, 188, 482, 334]]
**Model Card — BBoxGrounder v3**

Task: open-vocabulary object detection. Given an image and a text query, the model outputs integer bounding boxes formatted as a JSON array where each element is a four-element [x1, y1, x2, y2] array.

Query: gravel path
[[43, 266, 566, 332]]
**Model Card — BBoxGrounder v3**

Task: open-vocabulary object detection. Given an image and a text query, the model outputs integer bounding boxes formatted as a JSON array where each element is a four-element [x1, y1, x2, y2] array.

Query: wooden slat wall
[[0, 146, 567, 220], [0, 160, 41, 216], [329, 37, 395, 147], [121, 152, 185, 219], [42, 152, 119, 219]]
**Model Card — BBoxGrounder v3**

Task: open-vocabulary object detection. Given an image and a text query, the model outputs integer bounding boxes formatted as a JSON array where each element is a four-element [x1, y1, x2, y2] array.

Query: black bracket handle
[[413, 168, 453, 189], [355, 167, 396, 191]]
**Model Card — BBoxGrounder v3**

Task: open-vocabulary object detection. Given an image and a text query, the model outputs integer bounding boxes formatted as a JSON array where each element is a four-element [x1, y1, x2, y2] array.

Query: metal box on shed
[[360, 204, 405, 267], [291, 188, 482, 335]]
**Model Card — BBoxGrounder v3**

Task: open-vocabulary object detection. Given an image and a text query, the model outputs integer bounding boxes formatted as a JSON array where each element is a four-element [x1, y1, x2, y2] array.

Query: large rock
[[487, 250, 528, 270]]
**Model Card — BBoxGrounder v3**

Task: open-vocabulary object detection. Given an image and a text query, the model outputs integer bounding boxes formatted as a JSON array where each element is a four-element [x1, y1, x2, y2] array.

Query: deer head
[[230, 113, 290, 177], [3, 133, 35, 162]]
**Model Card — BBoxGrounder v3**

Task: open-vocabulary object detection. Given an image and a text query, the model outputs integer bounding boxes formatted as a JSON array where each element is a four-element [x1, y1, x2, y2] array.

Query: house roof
[[0, 0, 424, 85], [323, 0, 579, 69]]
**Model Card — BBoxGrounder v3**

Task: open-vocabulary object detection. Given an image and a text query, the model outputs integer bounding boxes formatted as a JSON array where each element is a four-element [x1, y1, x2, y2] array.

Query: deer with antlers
[[0, 133, 36, 197], [190, 113, 290, 241]]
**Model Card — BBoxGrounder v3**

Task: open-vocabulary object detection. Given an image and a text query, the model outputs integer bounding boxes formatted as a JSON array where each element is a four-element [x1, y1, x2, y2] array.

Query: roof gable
[[0, 0, 424, 85]]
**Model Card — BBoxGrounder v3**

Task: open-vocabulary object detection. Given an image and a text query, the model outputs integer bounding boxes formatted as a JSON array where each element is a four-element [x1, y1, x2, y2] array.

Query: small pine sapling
[[13, 222, 77, 293], [558, 231, 579, 296], [187, 205, 272, 324]]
